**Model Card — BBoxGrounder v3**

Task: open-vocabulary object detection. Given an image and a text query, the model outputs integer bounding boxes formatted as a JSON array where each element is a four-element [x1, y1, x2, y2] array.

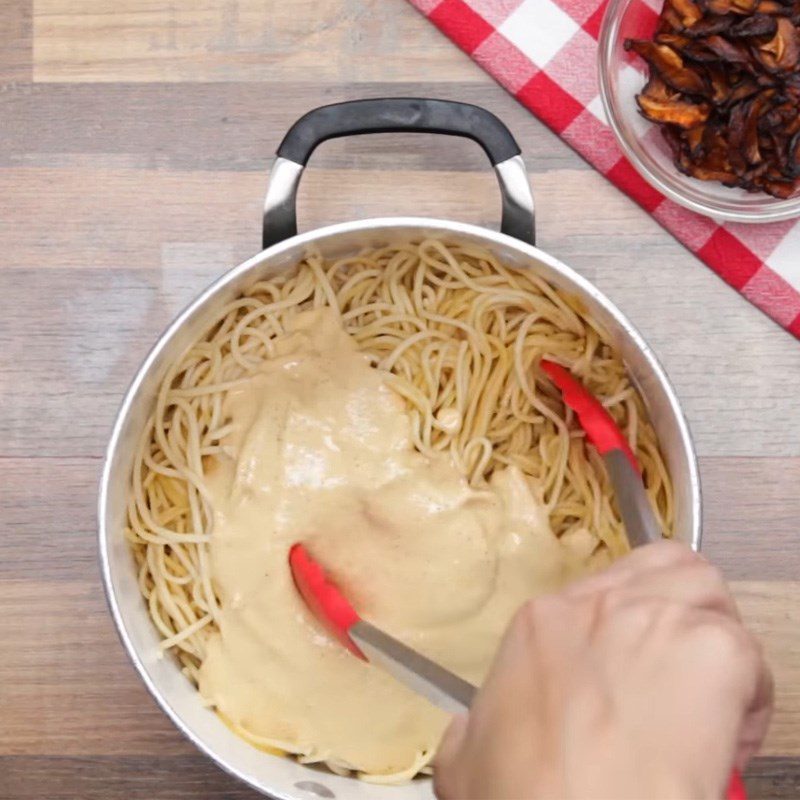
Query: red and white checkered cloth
[[408, 0, 800, 339]]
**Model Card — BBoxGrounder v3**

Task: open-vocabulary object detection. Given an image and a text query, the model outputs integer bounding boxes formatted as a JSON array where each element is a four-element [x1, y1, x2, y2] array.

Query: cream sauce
[[199, 308, 580, 776]]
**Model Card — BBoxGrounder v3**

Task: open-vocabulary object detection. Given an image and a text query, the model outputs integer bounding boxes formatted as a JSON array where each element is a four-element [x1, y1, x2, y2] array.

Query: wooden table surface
[[2, 1, 799, 798]]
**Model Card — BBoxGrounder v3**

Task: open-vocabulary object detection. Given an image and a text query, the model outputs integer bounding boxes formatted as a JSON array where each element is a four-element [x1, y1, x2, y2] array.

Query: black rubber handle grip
[[277, 98, 522, 166]]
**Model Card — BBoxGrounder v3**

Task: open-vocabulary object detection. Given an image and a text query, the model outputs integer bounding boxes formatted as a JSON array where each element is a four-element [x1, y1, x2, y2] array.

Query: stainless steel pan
[[99, 98, 701, 800]]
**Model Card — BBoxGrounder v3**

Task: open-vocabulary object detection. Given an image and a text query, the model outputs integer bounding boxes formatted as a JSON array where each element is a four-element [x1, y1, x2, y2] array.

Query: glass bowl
[[598, 0, 800, 223]]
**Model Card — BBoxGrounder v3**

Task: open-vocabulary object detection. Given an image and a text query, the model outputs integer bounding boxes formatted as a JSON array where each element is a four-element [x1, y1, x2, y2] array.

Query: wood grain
[[0, 756, 260, 799], [32, 0, 482, 84], [702, 458, 800, 580], [0, 82, 581, 173], [2, 756, 799, 800], [3, 0, 799, 797], [7, 754, 800, 800], [0, 0, 31, 83], [734, 582, 800, 756], [744, 758, 800, 799]]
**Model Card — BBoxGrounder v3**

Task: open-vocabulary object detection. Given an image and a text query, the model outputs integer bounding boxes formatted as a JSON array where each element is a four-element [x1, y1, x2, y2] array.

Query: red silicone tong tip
[[726, 770, 747, 800], [540, 359, 640, 473], [288, 544, 365, 659]]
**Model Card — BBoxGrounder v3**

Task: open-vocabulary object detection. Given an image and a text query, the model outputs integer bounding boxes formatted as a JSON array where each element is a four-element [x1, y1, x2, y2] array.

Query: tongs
[[287, 360, 746, 800], [289, 543, 476, 715], [539, 359, 661, 548]]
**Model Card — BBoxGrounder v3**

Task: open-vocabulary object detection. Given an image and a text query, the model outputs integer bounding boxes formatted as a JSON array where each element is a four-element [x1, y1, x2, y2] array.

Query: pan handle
[[262, 98, 535, 249]]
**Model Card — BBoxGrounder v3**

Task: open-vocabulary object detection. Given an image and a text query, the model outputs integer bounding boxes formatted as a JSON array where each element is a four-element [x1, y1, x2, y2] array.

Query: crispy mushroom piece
[[788, 130, 800, 176], [728, 94, 767, 169], [753, 16, 800, 71], [727, 75, 761, 104], [728, 13, 778, 35], [668, 0, 705, 25], [701, 0, 757, 15], [656, 32, 693, 49], [689, 164, 742, 182], [686, 123, 707, 153], [626, 0, 800, 198], [641, 73, 675, 100], [637, 94, 711, 126], [660, 4, 686, 30], [763, 178, 797, 196], [756, 0, 796, 14], [683, 15, 736, 37], [732, 0, 761, 11], [681, 38, 727, 60], [625, 40, 708, 93], [702, 35, 754, 62], [703, 64, 729, 102]]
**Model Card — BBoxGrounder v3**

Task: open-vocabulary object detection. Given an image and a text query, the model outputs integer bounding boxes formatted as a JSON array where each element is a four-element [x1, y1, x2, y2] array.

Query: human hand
[[434, 541, 773, 800]]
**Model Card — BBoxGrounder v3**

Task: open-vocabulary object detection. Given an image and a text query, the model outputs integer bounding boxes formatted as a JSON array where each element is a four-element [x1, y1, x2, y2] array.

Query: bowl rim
[[98, 215, 702, 798], [598, 0, 800, 224]]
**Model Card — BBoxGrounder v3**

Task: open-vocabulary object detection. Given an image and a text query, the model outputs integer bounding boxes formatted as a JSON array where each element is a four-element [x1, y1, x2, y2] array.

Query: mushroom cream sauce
[[199, 308, 582, 778], [127, 240, 673, 783]]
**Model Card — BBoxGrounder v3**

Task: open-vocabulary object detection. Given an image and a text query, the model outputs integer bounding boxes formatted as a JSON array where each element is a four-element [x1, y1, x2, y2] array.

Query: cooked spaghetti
[[126, 239, 673, 780]]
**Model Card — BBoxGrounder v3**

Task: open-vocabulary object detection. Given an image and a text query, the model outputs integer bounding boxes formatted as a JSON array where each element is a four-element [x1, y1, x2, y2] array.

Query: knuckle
[[685, 559, 733, 602], [516, 595, 555, 632], [622, 596, 666, 635], [699, 618, 754, 663], [591, 588, 660, 642], [597, 592, 676, 641], [647, 539, 699, 569], [510, 594, 577, 650], [596, 585, 630, 620], [691, 558, 726, 587]]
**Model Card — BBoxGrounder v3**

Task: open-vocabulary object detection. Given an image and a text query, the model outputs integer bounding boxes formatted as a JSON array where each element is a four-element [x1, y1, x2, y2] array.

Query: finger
[[665, 607, 773, 774], [734, 637, 774, 769], [617, 560, 741, 620], [433, 715, 468, 799], [564, 539, 698, 600], [677, 610, 771, 764], [434, 714, 468, 771], [650, 561, 739, 618]]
